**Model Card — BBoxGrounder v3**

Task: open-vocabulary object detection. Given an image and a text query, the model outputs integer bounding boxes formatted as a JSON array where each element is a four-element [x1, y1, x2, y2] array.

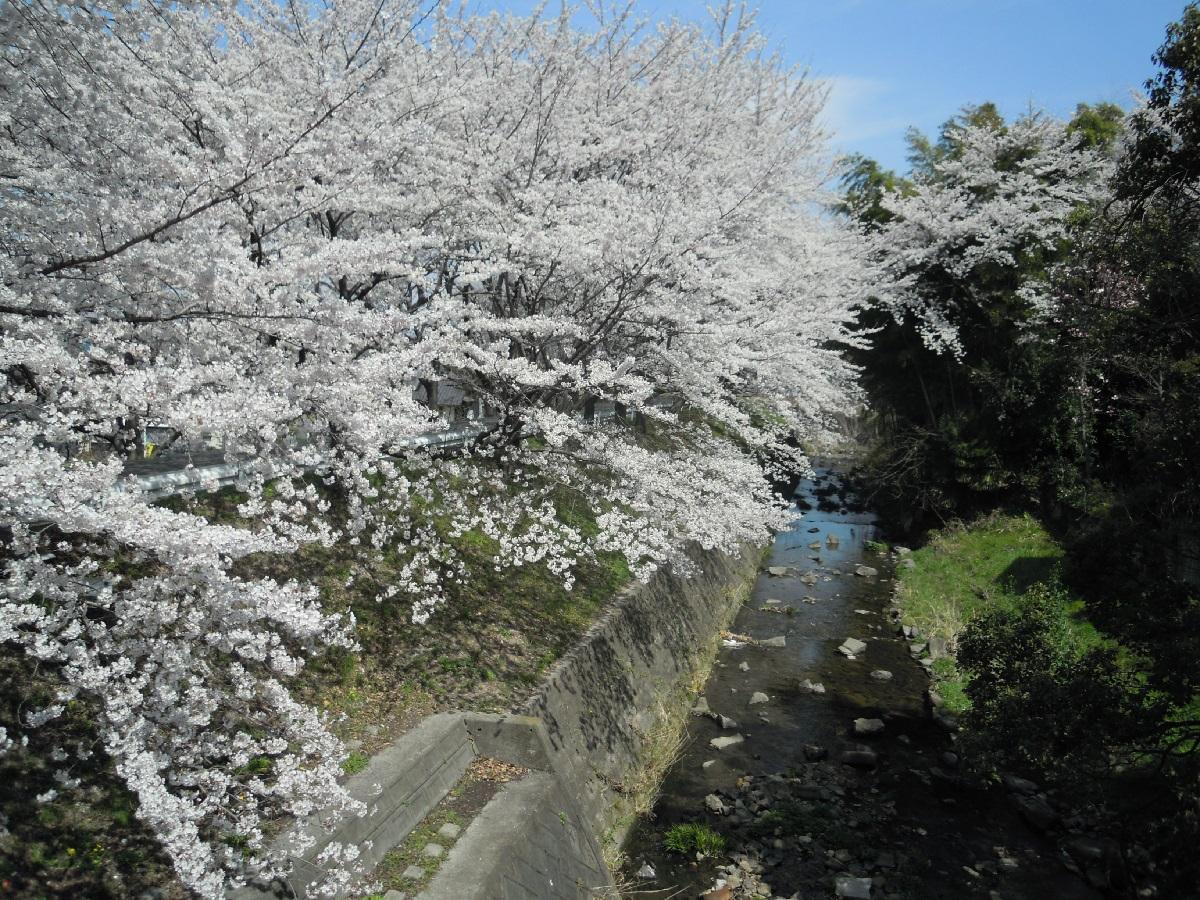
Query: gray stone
[[761, 635, 787, 648], [738, 661, 750, 672], [1002, 774, 1039, 795], [1013, 794, 1058, 831], [799, 678, 826, 693], [839, 637, 868, 657], [835, 874, 873, 898], [932, 708, 959, 732], [637, 862, 656, 879], [437, 822, 461, 840], [810, 541, 823, 550], [840, 749, 879, 769], [854, 565, 878, 578], [691, 696, 711, 716], [710, 734, 745, 750], [402, 865, 425, 881], [800, 573, 819, 586], [749, 692, 770, 706], [826, 534, 840, 548], [719, 714, 739, 729], [898, 558, 916, 570], [766, 566, 791, 577], [928, 636, 949, 659], [705, 793, 729, 815], [853, 717, 885, 737], [422, 842, 444, 859], [1065, 836, 1106, 862], [869, 669, 893, 681], [702, 759, 717, 769], [895, 546, 912, 556]]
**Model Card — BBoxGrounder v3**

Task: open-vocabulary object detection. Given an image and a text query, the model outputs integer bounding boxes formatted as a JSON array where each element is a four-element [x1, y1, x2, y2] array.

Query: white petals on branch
[[0, 0, 867, 895]]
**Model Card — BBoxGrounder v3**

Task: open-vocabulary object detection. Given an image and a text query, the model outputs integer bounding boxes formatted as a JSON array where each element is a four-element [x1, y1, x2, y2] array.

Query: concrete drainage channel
[[234, 543, 763, 899]]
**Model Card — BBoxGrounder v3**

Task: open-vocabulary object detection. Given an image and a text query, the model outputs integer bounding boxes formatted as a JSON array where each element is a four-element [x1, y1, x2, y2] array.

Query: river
[[619, 466, 1100, 899]]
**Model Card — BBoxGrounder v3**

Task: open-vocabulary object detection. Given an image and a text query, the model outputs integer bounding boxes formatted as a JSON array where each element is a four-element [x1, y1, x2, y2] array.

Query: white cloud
[[816, 74, 909, 144]]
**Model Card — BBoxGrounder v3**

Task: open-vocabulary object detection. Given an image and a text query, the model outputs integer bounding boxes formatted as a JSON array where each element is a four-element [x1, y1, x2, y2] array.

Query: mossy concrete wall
[[517, 541, 762, 852]]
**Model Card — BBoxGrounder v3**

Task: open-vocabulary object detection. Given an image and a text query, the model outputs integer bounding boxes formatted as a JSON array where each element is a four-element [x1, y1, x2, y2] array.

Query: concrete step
[[419, 772, 609, 900]]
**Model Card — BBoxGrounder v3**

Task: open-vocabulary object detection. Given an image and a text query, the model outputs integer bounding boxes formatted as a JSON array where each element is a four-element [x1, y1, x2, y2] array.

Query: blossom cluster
[[868, 115, 1112, 354], [0, 1, 866, 894]]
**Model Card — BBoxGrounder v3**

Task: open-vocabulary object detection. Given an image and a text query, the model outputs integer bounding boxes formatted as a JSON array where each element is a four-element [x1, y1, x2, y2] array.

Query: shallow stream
[[620, 466, 1100, 900]]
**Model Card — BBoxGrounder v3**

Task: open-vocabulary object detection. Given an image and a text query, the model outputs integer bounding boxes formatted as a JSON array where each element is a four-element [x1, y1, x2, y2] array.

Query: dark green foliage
[[845, 104, 1096, 529], [842, 8, 1200, 890], [957, 584, 1150, 786], [835, 154, 912, 230], [1067, 102, 1125, 152]]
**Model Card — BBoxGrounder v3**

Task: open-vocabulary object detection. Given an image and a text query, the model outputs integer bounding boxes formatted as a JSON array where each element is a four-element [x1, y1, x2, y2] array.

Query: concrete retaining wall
[[240, 543, 760, 898], [518, 542, 762, 847]]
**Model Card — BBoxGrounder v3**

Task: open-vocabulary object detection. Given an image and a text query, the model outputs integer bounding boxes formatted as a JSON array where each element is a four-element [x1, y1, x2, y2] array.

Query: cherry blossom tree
[[1, 1, 866, 893], [867, 110, 1112, 354]]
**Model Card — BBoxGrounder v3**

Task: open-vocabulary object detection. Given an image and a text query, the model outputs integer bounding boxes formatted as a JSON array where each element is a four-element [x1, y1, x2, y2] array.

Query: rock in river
[[761, 635, 787, 648], [705, 793, 729, 815], [835, 874, 873, 898], [1013, 794, 1058, 832], [766, 566, 791, 577], [869, 669, 893, 681], [854, 565, 878, 578], [749, 691, 769, 705], [853, 717, 885, 737], [840, 749, 879, 769], [838, 637, 868, 657], [710, 734, 744, 751]]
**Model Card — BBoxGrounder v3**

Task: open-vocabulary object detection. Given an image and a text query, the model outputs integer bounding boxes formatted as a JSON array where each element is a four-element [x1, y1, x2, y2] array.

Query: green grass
[[662, 822, 725, 856], [371, 808, 464, 895], [340, 751, 369, 776], [896, 513, 1104, 713]]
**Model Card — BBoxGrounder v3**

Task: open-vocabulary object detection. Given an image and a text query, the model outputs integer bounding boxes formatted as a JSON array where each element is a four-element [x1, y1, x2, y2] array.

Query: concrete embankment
[[245, 540, 762, 898]]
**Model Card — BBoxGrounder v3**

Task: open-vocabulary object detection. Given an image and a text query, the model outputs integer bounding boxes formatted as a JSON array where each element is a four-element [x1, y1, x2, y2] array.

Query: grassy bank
[[895, 513, 1104, 713]]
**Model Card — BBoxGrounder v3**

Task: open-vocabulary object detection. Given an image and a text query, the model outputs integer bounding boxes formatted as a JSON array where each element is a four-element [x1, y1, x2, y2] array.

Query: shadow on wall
[[520, 543, 761, 832]]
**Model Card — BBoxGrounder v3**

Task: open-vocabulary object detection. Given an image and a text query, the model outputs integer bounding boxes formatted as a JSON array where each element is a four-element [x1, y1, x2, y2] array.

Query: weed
[[663, 822, 725, 856], [341, 751, 369, 776]]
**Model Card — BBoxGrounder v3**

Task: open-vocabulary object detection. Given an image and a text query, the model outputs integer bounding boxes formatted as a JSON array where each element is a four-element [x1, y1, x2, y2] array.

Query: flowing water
[[619, 466, 1100, 899]]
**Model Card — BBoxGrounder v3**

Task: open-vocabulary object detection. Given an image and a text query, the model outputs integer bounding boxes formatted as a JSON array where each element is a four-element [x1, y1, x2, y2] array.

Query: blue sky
[[474, 0, 1189, 174]]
